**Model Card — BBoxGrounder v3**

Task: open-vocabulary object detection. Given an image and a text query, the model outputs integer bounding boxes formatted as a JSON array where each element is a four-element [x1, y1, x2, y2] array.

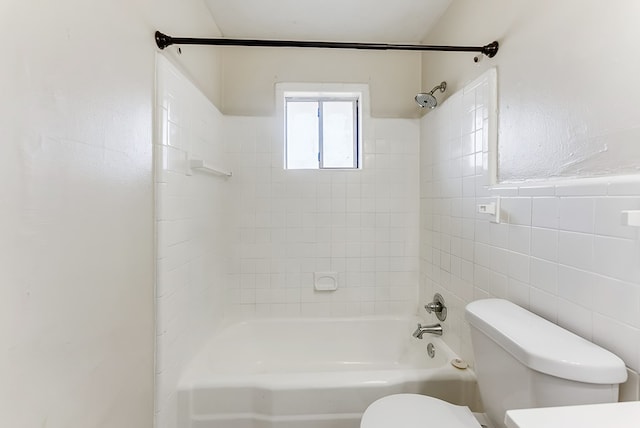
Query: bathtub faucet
[[412, 323, 443, 338]]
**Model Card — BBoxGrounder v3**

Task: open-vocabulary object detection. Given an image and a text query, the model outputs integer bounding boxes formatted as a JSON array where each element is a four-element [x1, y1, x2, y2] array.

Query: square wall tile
[[592, 275, 640, 328], [593, 236, 640, 283], [558, 231, 593, 271], [503, 197, 532, 226], [509, 224, 531, 255], [529, 257, 557, 294], [508, 251, 530, 283], [558, 197, 595, 233], [558, 265, 596, 310], [531, 227, 558, 261], [532, 197, 559, 229]]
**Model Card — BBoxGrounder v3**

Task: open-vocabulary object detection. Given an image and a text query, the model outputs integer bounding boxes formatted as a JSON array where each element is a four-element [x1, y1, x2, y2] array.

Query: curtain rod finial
[[155, 31, 173, 50], [482, 41, 499, 58]]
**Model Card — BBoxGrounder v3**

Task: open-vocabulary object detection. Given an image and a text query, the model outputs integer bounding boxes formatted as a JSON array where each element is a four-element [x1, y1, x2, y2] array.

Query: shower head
[[415, 92, 438, 109], [415, 81, 447, 109]]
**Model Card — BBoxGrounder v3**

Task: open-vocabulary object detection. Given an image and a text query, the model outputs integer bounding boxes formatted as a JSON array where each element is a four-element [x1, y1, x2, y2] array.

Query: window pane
[[286, 101, 319, 169], [322, 101, 355, 168]]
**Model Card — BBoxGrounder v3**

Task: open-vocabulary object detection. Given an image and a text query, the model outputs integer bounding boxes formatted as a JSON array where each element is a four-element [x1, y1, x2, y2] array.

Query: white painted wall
[[421, 0, 640, 181], [0, 0, 223, 427], [220, 48, 423, 118]]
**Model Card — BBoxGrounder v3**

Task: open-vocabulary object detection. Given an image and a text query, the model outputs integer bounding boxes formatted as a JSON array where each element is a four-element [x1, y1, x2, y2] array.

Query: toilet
[[361, 299, 628, 428]]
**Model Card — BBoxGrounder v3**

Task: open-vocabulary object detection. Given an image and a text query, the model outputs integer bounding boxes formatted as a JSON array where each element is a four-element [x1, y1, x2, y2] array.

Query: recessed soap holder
[[314, 272, 338, 291]]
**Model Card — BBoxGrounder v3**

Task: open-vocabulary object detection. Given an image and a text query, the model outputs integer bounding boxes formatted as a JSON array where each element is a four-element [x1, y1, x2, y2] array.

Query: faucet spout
[[412, 323, 443, 339]]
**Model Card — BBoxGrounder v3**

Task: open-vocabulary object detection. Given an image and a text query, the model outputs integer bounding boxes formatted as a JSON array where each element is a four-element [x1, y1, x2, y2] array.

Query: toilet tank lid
[[465, 299, 627, 384]]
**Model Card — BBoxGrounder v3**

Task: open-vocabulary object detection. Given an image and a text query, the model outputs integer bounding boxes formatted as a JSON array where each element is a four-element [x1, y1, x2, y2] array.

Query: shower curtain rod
[[155, 31, 499, 58]]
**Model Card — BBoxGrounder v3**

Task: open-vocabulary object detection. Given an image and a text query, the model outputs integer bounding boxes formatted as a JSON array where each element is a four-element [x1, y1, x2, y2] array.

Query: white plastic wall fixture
[[477, 196, 501, 223], [621, 210, 640, 227], [188, 159, 232, 177]]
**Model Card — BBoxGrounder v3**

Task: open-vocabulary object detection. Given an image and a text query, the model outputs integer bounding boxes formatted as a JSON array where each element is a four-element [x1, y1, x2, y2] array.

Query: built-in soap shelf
[[314, 272, 338, 291], [621, 210, 640, 227], [187, 159, 232, 177]]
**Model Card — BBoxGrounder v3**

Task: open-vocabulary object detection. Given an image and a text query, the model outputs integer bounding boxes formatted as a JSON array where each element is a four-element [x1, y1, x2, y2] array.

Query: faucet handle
[[424, 302, 442, 313], [412, 323, 423, 339], [424, 293, 447, 321]]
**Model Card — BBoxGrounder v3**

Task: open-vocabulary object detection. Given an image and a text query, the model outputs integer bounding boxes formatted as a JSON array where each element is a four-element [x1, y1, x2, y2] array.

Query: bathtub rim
[[178, 315, 470, 388]]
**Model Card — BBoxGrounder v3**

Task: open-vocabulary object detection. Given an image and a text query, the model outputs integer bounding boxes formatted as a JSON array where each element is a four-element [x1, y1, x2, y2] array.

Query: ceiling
[[203, 0, 453, 43]]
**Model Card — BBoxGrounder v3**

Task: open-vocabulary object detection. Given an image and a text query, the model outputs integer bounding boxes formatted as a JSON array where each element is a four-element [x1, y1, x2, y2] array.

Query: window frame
[[284, 95, 360, 170]]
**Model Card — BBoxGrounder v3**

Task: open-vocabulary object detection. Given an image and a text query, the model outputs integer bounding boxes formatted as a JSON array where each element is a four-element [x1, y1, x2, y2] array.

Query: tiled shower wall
[[154, 56, 232, 428], [224, 116, 420, 319], [419, 69, 640, 373]]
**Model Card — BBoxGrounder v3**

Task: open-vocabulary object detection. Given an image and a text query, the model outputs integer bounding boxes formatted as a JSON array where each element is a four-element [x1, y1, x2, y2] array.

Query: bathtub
[[177, 317, 480, 428]]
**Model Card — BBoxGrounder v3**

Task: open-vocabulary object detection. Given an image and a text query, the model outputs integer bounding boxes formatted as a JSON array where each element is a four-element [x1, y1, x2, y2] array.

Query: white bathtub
[[177, 317, 480, 428]]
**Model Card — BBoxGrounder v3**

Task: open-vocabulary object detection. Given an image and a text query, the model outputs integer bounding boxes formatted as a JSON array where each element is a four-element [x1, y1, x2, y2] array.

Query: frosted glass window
[[322, 101, 355, 168], [285, 96, 359, 169], [286, 101, 319, 169]]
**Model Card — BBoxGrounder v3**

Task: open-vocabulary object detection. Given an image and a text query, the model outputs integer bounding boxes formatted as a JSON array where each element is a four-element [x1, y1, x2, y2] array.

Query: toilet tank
[[465, 299, 627, 428]]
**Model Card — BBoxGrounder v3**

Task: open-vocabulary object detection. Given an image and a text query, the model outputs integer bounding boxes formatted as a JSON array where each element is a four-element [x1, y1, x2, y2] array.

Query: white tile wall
[[419, 69, 640, 373], [224, 115, 420, 319], [154, 56, 232, 428]]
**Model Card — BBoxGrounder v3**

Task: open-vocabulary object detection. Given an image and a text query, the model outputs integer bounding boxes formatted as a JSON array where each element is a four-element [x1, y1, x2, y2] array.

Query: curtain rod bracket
[[155, 31, 173, 50], [482, 41, 499, 58], [154, 31, 499, 58]]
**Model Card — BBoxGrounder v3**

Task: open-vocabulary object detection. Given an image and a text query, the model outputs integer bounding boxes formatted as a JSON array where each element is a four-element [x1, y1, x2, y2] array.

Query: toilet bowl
[[361, 393, 482, 428], [361, 299, 627, 428]]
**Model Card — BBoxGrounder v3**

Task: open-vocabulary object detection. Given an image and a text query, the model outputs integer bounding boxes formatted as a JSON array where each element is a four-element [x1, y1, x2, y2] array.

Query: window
[[285, 95, 360, 169]]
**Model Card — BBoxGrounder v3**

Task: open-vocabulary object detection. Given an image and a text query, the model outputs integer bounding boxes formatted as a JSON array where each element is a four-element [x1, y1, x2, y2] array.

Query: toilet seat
[[361, 394, 481, 428]]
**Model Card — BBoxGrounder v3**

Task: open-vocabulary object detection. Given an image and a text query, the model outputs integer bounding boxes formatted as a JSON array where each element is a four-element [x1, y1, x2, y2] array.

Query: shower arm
[[154, 31, 499, 59], [428, 82, 447, 95]]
